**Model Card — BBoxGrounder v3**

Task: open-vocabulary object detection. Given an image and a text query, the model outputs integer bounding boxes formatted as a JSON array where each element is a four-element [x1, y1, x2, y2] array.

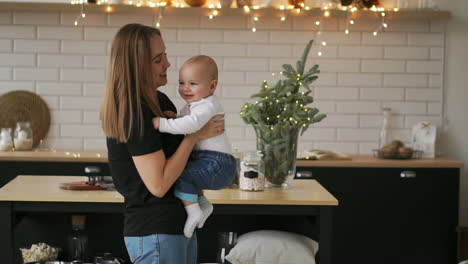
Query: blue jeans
[[174, 150, 237, 202], [124, 233, 197, 264]]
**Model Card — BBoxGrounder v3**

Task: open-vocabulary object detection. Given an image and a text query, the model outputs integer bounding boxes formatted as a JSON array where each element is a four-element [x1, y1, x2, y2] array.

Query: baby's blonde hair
[[183, 55, 218, 81]]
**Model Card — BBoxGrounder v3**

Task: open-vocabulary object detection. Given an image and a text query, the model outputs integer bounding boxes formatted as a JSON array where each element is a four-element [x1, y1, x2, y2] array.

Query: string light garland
[[72, 0, 86, 26], [68, 0, 419, 39]]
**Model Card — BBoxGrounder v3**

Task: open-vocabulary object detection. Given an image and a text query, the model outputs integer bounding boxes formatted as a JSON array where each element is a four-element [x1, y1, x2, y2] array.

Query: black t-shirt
[[107, 91, 186, 236]]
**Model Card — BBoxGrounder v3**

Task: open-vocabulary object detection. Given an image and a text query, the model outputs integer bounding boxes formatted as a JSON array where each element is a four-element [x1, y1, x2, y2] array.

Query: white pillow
[[224, 230, 319, 264]]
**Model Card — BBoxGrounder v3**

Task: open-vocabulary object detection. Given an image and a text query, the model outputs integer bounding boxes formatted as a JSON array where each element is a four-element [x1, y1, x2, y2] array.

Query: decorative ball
[[236, 0, 252, 7], [288, 0, 304, 8], [362, 0, 375, 8], [340, 0, 354, 6], [184, 0, 206, 7]]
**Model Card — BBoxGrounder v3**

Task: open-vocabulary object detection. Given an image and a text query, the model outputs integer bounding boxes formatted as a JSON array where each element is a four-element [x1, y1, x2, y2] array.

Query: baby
[[153, 55, 236, 238]]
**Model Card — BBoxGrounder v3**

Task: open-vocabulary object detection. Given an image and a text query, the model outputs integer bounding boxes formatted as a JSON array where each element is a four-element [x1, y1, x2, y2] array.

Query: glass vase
[[253, 124, 299, 188]]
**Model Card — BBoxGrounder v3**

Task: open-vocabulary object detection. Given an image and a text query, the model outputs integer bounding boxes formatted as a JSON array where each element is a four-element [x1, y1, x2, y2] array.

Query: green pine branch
[[240, 40, 327, 134]]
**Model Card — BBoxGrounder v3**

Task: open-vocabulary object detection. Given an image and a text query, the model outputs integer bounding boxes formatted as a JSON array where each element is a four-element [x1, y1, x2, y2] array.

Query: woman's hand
[[192, 114, 225, 141]]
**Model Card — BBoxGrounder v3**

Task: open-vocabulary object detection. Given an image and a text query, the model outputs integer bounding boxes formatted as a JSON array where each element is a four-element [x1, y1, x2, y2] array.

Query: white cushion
[[224, 230, 319, 264]]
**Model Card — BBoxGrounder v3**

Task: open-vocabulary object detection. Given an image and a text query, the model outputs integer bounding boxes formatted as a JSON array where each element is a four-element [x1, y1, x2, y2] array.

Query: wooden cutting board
[[59, 181, 106, 190]]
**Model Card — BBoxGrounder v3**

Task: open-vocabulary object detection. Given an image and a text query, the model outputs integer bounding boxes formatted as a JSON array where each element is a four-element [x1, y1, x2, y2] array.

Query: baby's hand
[[152, 117, 160, 129], [164, 111, 177, 119]]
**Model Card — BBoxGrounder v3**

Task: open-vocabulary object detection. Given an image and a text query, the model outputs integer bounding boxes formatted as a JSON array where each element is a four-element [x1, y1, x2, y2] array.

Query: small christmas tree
[[240, 40, 326, 186], [240, 40, 326, 136]]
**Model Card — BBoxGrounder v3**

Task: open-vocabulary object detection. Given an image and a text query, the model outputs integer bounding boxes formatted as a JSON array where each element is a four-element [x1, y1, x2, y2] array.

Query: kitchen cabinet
[[0, 151, 462, 263], [296, 165, 460, 264]]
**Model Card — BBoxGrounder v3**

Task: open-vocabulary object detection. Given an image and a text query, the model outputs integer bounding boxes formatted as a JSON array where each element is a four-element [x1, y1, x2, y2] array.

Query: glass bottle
[[0, 128, 13, 151], [216, 231, 237, 264], [379, 107, 392, 148], [13, 121, 33, 150], [67, 216, 88, 262], [239, 151, 265, 191]]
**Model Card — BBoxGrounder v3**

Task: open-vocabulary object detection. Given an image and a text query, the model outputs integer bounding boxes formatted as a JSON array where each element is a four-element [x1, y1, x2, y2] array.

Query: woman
[[100, 23, 224, 264]]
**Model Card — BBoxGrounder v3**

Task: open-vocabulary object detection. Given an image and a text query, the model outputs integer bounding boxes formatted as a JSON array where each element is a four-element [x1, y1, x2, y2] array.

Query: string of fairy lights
[[70, 0, 404, 56]]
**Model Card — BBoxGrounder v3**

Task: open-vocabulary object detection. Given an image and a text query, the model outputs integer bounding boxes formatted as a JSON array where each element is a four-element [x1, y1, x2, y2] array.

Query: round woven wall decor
[[0, 90, 51, 148]]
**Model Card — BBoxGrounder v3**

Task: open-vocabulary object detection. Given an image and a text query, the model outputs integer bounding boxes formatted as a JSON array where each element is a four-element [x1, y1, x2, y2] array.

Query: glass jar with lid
[[0, 127, 13, 151], [239, 151, 265, 191], [14, 121, 33, 150]]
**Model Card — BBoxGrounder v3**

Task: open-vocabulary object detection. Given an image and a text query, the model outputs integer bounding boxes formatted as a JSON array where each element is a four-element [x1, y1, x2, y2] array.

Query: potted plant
[[240, 40, 326, 187]]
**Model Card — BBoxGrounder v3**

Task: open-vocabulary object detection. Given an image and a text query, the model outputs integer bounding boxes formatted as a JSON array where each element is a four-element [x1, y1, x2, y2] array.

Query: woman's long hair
[[101, 23, 165, 142]]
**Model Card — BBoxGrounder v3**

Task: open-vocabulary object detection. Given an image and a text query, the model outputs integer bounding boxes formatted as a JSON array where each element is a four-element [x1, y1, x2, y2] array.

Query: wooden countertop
[[0, 176, 338, 206], [0, 150, 463, 168], [0, 150, 107, 162], [297, 155, 464, 168]]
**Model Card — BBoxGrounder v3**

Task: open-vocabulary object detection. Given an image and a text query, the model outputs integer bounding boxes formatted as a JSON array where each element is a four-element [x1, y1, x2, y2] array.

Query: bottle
[[239, 151, 265, 191], [0, 128, 13, 151], [379, 108, 392, 148], [68, 215, 88, 262], [216, 231, 237, 264], [13, 121, 33, 150]]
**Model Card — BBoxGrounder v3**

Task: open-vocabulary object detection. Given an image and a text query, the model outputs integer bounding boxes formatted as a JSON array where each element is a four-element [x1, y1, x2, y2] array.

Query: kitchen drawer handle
[[296, 171, 313, 179], [85, 166, 101, 174], [400, 170, 416, 178]]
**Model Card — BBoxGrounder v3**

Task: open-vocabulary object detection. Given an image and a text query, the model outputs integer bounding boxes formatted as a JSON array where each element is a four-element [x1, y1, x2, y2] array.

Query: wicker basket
[[0, 90, 51, 148]]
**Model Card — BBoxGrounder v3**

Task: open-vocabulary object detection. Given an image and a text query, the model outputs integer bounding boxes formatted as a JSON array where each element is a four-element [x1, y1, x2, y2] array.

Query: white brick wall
[[0, 10, 446, 153]]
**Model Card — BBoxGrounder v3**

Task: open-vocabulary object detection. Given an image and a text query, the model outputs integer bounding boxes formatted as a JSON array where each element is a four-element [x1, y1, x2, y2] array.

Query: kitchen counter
[[0, 176, 338, 206], [0, 150, 463, 168], [0, 175, 337, 264], [0, 150, 106, 162]]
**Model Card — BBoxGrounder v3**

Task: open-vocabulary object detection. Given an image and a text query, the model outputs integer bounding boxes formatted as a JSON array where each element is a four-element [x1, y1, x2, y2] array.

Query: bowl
[[373, 149, 423, 160]]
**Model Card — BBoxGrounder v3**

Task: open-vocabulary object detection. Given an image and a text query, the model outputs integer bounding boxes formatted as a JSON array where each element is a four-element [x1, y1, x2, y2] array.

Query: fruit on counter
[[380, 145, 398, 159], [377, 141, 414, 159], [390, 140, 404, 148], [398, 146, 414, 159]]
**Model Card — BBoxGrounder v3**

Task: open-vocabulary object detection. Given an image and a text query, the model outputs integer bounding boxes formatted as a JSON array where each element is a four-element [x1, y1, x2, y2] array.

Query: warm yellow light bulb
[[253, 16, 259, 21], [106, 5, 113, 11], [315, 21, 320, 26], [213, 10, 218, 15], [280, 16, 286, 21], [324, 10, 330, 17], [393, 7, 399, 12], [252, 27, 256, 32], [350, 19, 355, 24], [345, 29, 350, 34], [209, 15, 214, 19]]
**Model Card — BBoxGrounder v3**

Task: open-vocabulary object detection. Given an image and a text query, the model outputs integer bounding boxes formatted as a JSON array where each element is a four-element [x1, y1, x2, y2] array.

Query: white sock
[[197, 196, 213, 228], [184, 203, 203, 238]]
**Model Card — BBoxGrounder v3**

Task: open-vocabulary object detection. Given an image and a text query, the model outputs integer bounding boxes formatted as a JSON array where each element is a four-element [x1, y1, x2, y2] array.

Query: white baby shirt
[[159, 95, 232, 154]]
